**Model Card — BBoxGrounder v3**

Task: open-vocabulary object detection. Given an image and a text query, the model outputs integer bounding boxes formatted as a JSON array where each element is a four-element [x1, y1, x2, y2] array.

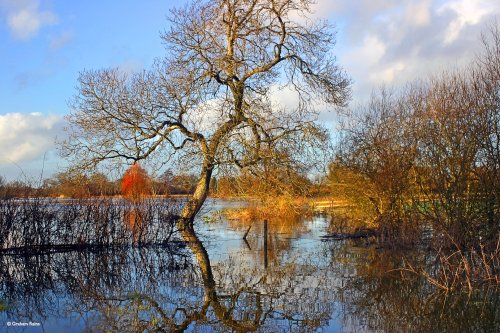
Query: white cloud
[[117, 60, 144, 76], [0, 112, 62, 164], [405, 0, 432, 27], [352, 35, 387, 65], [0, 0, 58, 40], [310, 0, 500, 104], [342, 35, 394, 100], [438, 0, 495, 44], [49, 30, 73, 50], [270, 85, 301, 111], [369, 61, 407, 83]]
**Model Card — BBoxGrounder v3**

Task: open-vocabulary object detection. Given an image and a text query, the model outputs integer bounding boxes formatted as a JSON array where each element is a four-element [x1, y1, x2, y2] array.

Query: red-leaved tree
[[121, 163, 151, 200]]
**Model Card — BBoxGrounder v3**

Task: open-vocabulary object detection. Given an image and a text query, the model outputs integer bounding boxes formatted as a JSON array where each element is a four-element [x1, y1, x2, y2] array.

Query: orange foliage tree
[[121, 163, 151, 200]]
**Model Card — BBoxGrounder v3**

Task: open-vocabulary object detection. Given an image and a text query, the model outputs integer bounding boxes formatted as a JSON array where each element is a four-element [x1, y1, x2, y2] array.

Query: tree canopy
[[62, 0, 350, 225]]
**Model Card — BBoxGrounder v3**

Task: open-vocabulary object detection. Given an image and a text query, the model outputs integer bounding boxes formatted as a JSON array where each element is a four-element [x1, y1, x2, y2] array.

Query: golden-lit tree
[[62, 0, 350, 228], [337, 25, 499, 247]]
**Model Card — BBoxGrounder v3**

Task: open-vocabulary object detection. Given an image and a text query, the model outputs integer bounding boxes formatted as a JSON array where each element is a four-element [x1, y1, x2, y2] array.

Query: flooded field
[[0, 198, 498, 332]]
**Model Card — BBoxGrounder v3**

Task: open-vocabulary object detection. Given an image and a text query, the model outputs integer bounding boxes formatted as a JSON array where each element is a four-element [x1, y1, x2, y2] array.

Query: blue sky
[[1, 0, 499, 180]]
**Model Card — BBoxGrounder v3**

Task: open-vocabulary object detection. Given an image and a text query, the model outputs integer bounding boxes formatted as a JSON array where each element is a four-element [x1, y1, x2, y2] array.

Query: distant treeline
[[0, 165, 322, 200], [0, 169, 200, 198]]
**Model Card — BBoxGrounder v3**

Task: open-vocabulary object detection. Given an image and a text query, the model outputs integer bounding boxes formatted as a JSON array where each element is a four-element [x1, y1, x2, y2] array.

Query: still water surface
[[0, 199, 498, 332]]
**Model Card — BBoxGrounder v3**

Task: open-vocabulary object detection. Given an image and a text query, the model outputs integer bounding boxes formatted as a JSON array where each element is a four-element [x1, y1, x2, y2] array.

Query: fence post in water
[[263, 219, 268, 269], [242, 225, 252, 250], [243, 226, 251, 240]]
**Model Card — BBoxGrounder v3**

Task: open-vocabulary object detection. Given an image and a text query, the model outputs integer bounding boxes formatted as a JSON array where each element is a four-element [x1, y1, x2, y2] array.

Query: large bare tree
[[62, 0, 350, 228]]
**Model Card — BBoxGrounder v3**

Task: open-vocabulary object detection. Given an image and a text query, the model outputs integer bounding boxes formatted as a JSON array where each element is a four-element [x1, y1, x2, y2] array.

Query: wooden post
[[243, 226, 252, 250], [243, 226, 251, 240], [263, 219, 268, 269]]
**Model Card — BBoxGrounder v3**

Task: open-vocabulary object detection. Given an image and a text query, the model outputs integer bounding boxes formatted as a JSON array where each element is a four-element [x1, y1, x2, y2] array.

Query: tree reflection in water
[[0, 224, 336, 332], [0, 217, 498, 332]]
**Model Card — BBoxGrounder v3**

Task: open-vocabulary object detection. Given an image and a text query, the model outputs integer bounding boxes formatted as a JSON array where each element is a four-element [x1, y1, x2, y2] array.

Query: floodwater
[[0, 198, 498, 332]]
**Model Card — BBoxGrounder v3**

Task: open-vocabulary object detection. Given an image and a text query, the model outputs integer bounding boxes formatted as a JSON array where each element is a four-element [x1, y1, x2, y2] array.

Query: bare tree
[[61, 0, 350, 227], [336, 24, 499, 249]]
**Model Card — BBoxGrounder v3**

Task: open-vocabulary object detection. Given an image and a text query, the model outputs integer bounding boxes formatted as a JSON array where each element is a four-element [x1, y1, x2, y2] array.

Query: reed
[[0, 197, 181, 254]]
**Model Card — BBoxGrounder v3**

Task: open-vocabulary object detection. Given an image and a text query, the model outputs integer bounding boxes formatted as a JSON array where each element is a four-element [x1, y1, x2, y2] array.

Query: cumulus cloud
[[0, 112, 63, 164], [310, 0, 500, 102], [0, 0, 58, 40], [438, 0, 495, 44]]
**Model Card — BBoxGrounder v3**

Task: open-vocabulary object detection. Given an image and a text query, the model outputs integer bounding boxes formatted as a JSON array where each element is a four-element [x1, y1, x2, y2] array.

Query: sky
[[0, 0, 499, 181]]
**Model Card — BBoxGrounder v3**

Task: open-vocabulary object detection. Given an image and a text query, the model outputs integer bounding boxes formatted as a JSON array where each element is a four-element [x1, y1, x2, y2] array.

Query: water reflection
[[224, 216, 316, 267], [335, 247, 500, 333], [0, 202, 499, 332]]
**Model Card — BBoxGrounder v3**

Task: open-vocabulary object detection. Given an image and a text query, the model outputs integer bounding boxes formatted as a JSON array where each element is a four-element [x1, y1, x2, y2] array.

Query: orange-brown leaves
[[121, 163, 151, 200]]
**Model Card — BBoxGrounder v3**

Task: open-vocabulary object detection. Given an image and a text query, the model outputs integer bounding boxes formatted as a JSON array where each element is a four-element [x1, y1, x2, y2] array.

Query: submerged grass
[[400, 235, 500, 293], [0, 197, 181, 254], [0, 299, 9, 312], [321, 191, 500, 292]]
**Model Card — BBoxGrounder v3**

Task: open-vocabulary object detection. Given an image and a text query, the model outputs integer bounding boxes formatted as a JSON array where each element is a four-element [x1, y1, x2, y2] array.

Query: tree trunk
[[178, 163, 213, 228], [178, 223, 216, 289], [179, 223, 261, 331]]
